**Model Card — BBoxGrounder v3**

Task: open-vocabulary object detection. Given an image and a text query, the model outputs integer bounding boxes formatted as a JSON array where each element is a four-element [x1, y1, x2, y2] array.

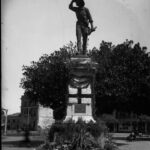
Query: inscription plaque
[[75, 104, 86, 113]]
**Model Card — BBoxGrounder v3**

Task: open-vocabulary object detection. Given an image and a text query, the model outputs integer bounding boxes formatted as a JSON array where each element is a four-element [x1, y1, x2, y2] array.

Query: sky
[[2, 0, 150, 114]]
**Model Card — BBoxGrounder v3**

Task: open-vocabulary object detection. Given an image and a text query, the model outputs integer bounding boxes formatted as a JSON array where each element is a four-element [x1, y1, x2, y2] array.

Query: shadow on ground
[[114, 142, 128, 147], [113, 137, 150, 141], [2, 140, 43, 148]]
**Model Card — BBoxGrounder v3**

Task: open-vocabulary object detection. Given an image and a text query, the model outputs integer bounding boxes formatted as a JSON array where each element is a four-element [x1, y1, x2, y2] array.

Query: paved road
[[113, 133, 150, 150], [115, 140, 150, 150], [2, 141, 150, 150], [2, 134, 150, 150], [2, 135, 43, 150], [2, 147, 35, 150]]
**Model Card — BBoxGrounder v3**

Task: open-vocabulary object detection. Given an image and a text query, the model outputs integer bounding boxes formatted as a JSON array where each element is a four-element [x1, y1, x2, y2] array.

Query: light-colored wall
[[37, 106, 54, 129]]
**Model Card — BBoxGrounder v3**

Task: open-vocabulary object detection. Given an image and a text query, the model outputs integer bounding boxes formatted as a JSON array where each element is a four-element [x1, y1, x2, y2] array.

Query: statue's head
[[76, 0, 85, 7]]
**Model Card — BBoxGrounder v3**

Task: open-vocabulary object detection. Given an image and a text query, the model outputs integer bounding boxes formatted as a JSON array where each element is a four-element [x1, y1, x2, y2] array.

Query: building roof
[[8, 113, 21, 117]]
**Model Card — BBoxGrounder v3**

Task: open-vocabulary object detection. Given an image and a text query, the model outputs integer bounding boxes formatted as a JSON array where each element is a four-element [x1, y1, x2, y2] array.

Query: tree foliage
[[95, 40, 150, 116], [20, 40, 150, 120], [20, 42, 77, 120]]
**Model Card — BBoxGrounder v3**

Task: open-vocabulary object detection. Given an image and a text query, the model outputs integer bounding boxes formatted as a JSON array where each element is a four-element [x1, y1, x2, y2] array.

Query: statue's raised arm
[[69, 0, 97, 55], [69, 0, 77, 11]]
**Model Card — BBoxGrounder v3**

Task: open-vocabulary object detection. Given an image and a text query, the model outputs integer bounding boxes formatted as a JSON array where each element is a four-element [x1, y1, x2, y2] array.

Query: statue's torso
[[75, 7, 89, 26]]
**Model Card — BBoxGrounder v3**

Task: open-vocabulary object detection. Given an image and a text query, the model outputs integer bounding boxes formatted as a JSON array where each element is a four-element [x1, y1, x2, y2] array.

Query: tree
[[20, 40, 150, 120], [95, 40, 150, 116], [20, 42, 77, 120]]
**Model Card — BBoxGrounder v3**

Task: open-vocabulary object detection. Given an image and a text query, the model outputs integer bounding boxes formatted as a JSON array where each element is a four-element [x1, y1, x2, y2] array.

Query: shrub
[[48, 119, 106, 149]]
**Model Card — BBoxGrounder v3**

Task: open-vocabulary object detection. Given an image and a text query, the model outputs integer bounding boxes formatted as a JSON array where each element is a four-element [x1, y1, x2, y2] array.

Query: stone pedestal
[[64, 55, 97, 123]]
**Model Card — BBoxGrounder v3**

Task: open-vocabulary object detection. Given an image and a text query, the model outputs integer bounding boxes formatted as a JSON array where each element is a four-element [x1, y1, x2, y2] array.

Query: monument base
[[64, 55, 97, 124], [64, 115, 95, 123]]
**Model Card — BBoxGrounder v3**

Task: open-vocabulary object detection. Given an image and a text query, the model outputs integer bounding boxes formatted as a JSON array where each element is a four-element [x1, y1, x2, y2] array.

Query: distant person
[[134, 128, 139, 137], [127, 131, 136, 141], [69, 0, 97, 55]]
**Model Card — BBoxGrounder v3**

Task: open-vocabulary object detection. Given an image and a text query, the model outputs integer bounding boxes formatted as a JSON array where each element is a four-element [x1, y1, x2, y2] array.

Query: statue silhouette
[[69, 0, 97, 55]]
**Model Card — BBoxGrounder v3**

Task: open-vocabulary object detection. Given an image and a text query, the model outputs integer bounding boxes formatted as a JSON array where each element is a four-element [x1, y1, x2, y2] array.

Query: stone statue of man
[[69, 0, 96, 55]]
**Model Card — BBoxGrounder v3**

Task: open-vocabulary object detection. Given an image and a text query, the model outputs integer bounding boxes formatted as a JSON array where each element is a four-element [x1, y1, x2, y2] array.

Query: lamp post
[[27, 107, 30, 128], [2, 108, 8, 135], [4, 109, 8, 135]]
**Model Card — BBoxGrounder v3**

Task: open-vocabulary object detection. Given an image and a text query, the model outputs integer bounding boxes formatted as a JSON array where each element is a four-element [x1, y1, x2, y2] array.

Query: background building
[[7, 113, 20, 130], [20, 94, 54, 131], [100, 111, 150, 133], [5, 94, 54, 132]]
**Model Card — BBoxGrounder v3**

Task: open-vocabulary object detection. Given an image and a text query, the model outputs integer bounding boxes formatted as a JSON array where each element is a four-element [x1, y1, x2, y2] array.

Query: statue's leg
[[76, 23, 82, 54], [82, 33, 88, 55]]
